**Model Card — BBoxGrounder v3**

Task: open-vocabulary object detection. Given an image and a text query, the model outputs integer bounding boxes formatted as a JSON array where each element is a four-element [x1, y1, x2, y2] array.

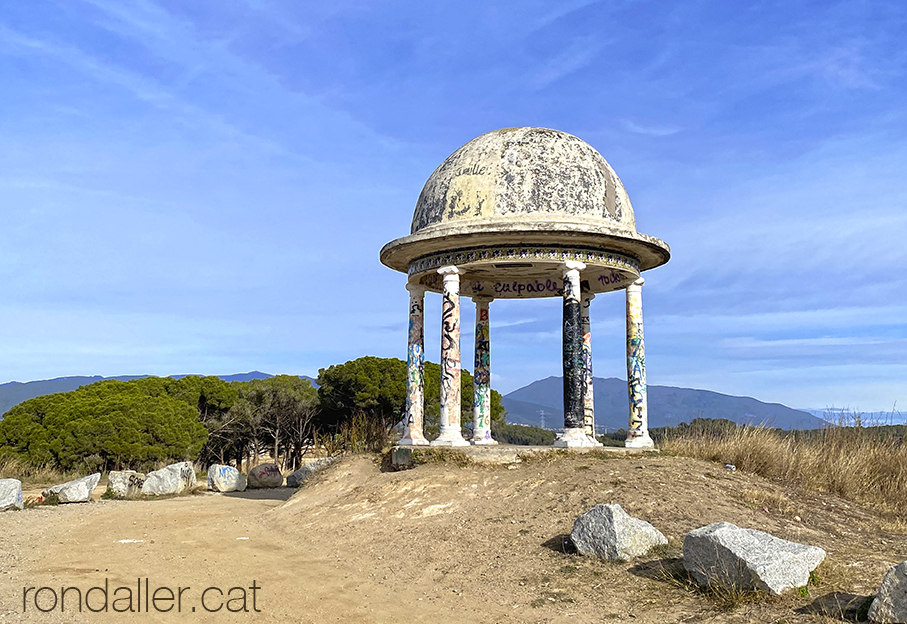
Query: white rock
[[286, 457, 339, 488], [570, 503, 668, 560], [869, 561, 907, 623], [141, 462, 196, 496], [248, 463, 283, 488], [42, 473, 101, 503], [106, 471, 146, 499], [207, 464, 247, 492], [0, 478, 24, 512], [683, 521, 826, 596]]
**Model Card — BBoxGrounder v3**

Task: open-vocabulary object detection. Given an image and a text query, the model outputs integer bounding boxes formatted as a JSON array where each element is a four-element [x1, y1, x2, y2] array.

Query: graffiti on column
[[473, 304, 491, 438], [562, 274, 584, 430], [581, 295, 595, 437], [626, 286, 647, 437], [405, 293, 425, 435], [441, 288, 461, 428]]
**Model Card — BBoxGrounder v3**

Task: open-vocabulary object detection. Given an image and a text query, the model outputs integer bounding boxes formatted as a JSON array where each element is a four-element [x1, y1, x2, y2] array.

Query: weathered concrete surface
[[390, 444, 653, 469], [286, 457, 339, 488], [106, 470, 145, 499], [142, 462, 196, 496], [207, 464, 247, 493], [0, 478, 23, 511], [869, 560, 907, 623], [571, 503, 667, 560], [410, 127, 634, 234], [42, 473, 100, 503], [683, 522, 826, 596], [248, 463, 283, 488], [379, 127, 671, 292]]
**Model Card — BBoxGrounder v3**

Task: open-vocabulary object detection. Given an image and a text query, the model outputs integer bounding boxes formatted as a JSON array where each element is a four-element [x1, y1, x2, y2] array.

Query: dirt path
[[1, 453, 906, 623]]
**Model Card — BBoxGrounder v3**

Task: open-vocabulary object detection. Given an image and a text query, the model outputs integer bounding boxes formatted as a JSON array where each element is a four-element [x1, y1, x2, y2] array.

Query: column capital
[[562, 260, 586, 273], [405, 283, 426, 295], [437, 265, 460, 276], [631, 277, 645, 287], [471, 295, 493, 304], [582, 292, 596, 303]]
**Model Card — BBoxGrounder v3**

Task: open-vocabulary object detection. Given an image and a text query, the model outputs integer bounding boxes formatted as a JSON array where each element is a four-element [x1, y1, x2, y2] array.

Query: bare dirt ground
[[1, 451, 906, 623]]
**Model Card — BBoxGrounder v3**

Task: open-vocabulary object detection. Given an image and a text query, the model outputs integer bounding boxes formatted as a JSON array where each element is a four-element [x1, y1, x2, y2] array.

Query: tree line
[[0, 357, 506, 473]]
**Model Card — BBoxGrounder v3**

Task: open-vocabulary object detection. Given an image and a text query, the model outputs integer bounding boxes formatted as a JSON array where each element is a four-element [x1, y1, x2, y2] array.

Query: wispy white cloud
[[621, 119, 681, 137], [529, 35, 605, 90]]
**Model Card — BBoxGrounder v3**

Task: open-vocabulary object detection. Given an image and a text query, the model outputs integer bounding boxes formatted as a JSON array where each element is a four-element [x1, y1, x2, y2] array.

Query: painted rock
[[207, 464, 247, 492], [141, 462, 197, 496], [248, 463, 283, 488], [106, 470, 146, 499]]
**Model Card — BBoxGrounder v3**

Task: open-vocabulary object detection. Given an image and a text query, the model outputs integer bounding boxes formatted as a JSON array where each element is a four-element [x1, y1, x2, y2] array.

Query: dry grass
[[737, 487, 798, 515], [0, 455, 79, 486], [663, 424, 907, 516], [649, 556, 767, 611]]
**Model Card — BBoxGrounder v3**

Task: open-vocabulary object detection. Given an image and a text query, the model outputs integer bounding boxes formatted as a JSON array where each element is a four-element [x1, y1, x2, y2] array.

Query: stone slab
[[869, 560, 907, 623], [142, 462, 196, 496], [0, 478, 24, 512], [683, 521, 826, 596], [571, 503, 667, 560], [106, 471, 146, 499], [207, 464, 247, 493], [43, 473, 101, 503], [391, 444, 653, 468], [286, 457, 339, 488]]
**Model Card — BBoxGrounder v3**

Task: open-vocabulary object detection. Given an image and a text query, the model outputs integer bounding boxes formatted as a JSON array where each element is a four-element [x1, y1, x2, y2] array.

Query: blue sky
[[1, 0, 905, 413]]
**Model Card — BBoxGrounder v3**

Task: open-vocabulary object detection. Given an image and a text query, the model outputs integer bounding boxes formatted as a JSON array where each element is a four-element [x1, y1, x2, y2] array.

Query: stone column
[[471, 296, 497, 445], [625, 277, 654, 448], [555, 261, 597, 448], [400, 283, 429, 446], [432, 266, 469, 447], [581, 291, 602, 446]]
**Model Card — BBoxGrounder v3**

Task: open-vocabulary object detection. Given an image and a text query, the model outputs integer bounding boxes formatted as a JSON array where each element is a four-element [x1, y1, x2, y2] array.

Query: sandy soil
[[1, 452, 905, 623]]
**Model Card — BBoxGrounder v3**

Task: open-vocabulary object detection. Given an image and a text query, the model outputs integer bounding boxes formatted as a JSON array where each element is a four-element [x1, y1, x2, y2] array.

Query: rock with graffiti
[[141, 461, 197, 496], [207, 464, 247, 493], [248, 463, 284, 488], [106, 470, 146, 499]]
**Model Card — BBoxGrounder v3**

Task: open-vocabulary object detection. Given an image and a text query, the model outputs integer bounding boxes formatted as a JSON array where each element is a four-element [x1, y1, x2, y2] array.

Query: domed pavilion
[[380, 127, 670, 448]]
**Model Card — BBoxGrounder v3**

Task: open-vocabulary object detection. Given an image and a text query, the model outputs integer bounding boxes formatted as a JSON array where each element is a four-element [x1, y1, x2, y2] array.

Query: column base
[[398, 435, 430, 446], [471, 434, 498, 445], [431, 427, 470, 447], [554, 427, 600, 448], [625, 433, 655, 449]]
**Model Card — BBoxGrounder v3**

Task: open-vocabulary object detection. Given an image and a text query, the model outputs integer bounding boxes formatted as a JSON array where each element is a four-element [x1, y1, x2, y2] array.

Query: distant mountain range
[[502, 376, 827, 431], [3, 372, 828, 431], [0, 372, 318, 416]]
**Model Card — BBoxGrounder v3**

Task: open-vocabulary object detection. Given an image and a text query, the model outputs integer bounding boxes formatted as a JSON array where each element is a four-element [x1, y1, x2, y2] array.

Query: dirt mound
[[1, 453, 905, 622]]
